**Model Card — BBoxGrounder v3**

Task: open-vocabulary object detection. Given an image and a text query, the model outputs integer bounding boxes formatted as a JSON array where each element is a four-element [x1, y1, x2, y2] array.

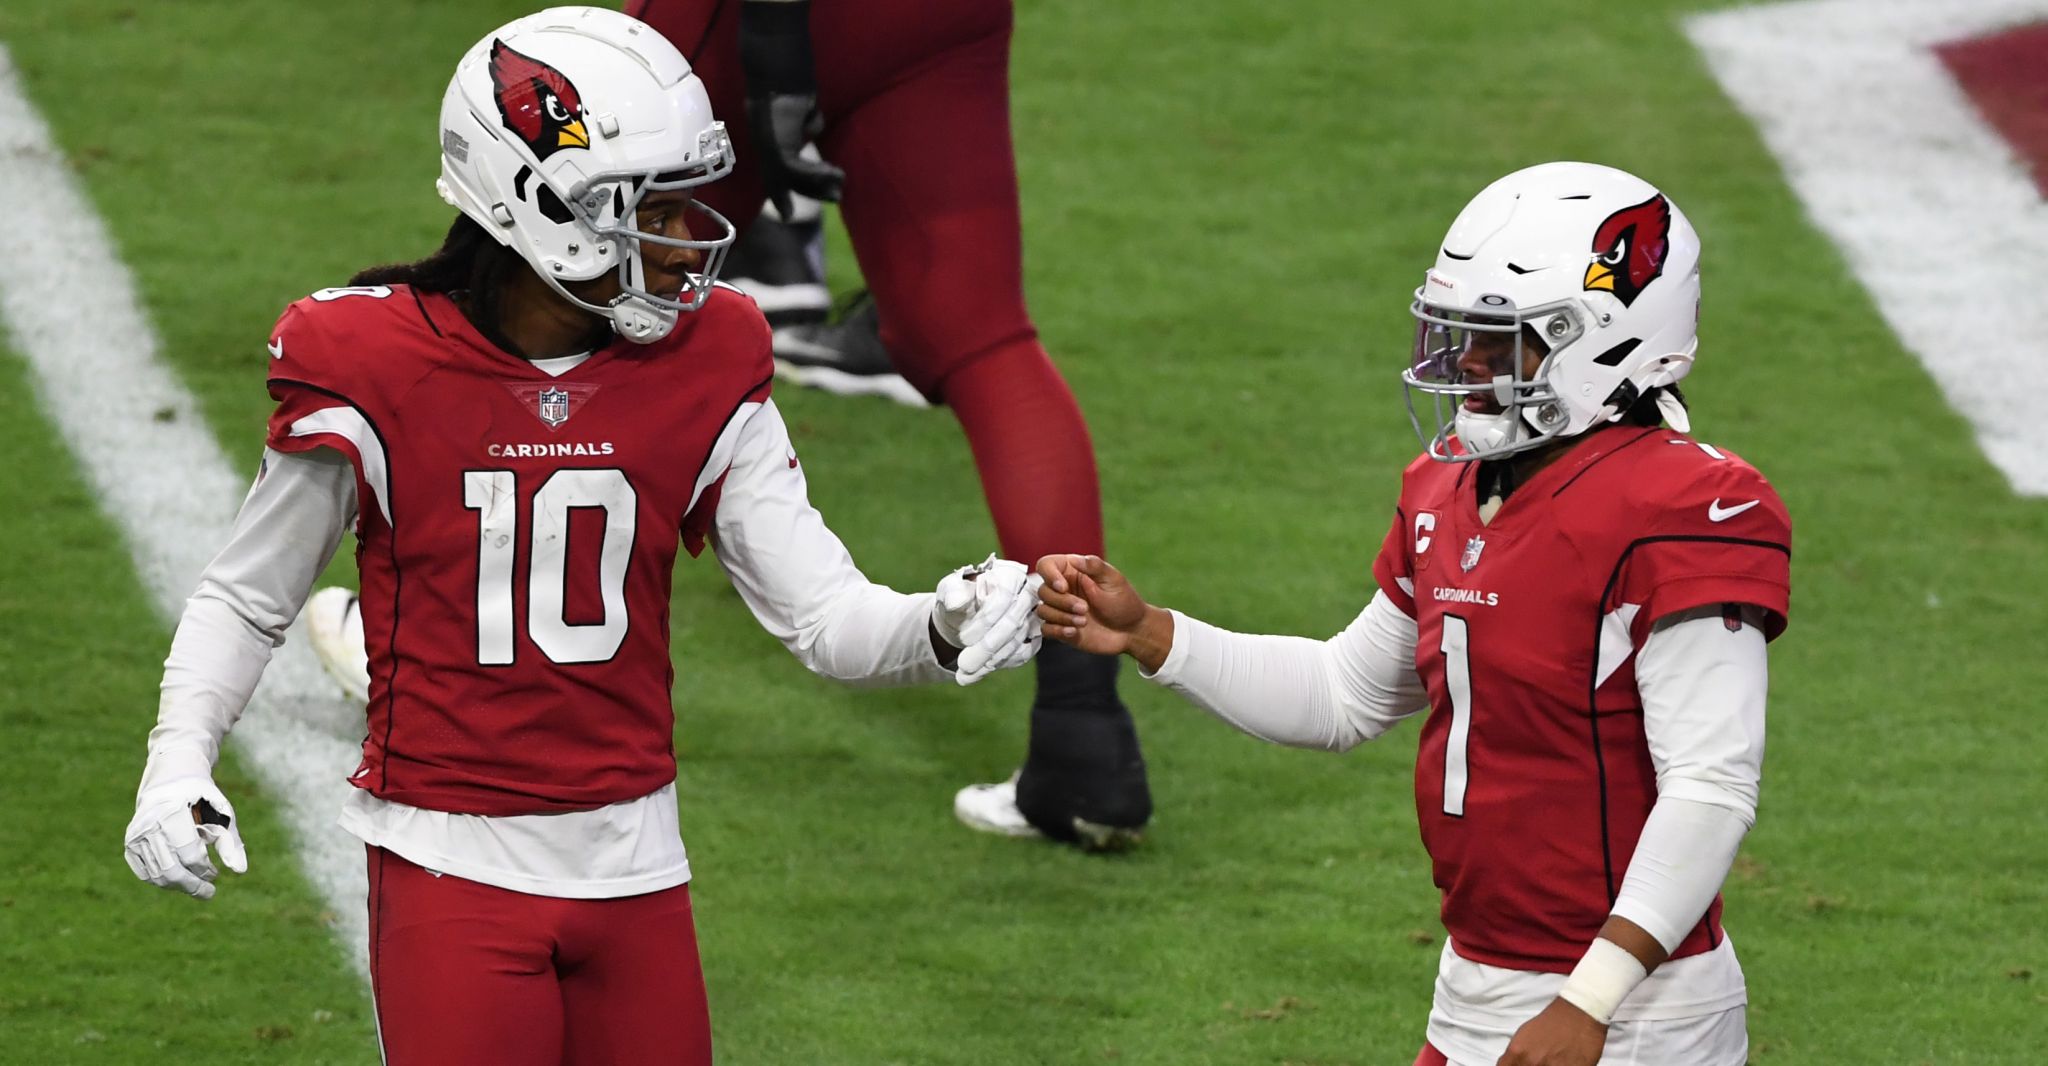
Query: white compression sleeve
[[1608, 796, 1751, 954], [1635, 604, 1769, 821], [144, 448, 355, 791], [711, 400, 951, 687], [1607, 605, 1770, 953], [1145, 590, 1429, 752]]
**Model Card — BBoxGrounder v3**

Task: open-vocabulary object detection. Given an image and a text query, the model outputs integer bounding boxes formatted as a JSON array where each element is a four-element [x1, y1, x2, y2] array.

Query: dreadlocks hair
[[1623, 382, 1686, 427], [350, 214, 524, 346]]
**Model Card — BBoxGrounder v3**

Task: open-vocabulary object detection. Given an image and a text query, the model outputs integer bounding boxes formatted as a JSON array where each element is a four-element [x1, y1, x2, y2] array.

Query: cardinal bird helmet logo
[[1584, 194, 1672, 308], [488, 40, 589, 162]]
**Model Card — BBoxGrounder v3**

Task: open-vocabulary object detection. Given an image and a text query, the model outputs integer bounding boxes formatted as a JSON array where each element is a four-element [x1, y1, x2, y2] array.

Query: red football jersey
[[1371, 425, 1792, 972], [264, 284, 772, 816]]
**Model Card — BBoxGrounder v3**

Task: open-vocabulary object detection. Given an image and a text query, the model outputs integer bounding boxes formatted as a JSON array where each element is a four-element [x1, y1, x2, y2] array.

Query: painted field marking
[[0, 45, 371, 977], [1687, 0, 2048, 497]]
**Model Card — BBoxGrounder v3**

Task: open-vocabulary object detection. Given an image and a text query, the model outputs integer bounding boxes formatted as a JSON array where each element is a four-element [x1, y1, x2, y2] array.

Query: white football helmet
[[1404, 161, 1701, 461], [437, 6, 736, 343]]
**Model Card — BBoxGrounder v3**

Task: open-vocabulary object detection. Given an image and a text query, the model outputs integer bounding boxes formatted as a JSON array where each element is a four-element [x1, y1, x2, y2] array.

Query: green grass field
[[2, 0, 2044, 1062]]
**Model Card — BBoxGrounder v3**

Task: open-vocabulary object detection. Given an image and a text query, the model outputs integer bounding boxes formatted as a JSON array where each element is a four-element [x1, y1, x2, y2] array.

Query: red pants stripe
[[367, 847, 711, 1066]]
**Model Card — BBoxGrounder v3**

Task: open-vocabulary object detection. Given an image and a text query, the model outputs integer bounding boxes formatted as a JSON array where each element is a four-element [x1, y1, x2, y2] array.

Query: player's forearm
[[1144, 592, 1426, 751], [795, 583, 954, 686], [710, 408, 954, 685], [146, 594, 277, 789], [1146, 612, 1351, 749], [1556, 794, 1747, 1025], [715, 508, 948, 685], [1608, 794, 1749, 954]]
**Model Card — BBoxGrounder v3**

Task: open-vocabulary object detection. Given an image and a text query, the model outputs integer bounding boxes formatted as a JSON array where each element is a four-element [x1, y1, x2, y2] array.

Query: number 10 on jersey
[[464, 468, 638, 665]]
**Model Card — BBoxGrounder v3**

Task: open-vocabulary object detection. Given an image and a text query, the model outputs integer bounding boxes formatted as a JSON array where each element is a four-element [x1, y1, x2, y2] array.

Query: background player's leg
[[725, 191, 832, 332], [367, 848, 565, 1066], [945, 356, 1151, 845], [624, 0, 761, 235], [627, 0, 921, 405], [815, 0, 1149, 846], [558, 884, 713, 1066]]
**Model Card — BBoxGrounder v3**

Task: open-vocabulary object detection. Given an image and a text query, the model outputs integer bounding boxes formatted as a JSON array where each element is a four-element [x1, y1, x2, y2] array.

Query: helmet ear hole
[[534, 185, 574, 225]]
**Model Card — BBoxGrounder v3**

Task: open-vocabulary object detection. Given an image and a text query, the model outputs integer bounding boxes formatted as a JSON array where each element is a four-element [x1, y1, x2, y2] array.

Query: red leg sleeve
[[944, 342, 1106, 560]]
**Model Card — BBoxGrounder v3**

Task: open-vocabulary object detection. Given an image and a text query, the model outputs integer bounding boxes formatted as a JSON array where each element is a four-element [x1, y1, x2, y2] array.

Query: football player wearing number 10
[[1035, 163, 1791, 1066], [119, 9, 1042, 1064]]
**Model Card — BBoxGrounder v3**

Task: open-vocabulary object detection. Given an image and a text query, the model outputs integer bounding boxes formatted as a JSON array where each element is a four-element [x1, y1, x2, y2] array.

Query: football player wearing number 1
[[120, 9, 1041, 1064], [1035, 163, 1791, 1065]]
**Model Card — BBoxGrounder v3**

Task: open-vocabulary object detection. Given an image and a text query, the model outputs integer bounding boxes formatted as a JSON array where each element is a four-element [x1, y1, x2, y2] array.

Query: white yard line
[[1687, 0, 2048, 497], [0, 46, 371, 977]]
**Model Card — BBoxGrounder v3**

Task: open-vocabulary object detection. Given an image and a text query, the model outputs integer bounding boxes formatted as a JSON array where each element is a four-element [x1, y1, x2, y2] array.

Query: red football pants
[[1413, 1043, 1449, 1065], [367, 847, 712, 1066], [629, 0, 1104, 560]]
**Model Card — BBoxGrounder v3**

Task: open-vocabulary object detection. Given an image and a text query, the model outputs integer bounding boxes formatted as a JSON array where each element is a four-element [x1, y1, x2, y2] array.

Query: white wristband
[[1556, 937, 1650, 1025]]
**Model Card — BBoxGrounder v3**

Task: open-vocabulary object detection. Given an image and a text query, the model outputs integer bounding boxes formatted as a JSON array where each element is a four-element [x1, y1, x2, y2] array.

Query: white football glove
[[933, 554, 1045, 686], [123, 777, 247, 900]]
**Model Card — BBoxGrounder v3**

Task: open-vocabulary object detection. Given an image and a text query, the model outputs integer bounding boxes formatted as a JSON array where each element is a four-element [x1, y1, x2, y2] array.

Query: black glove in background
[[739, 0, 844, 217]]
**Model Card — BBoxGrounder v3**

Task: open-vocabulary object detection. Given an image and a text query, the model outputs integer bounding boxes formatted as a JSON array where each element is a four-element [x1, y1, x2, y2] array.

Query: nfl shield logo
[[1460, 536, 1486, 573], [536, 387, 571, 428]]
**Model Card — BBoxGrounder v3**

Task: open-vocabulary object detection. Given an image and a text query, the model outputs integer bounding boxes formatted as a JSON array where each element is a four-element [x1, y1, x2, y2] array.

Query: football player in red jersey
[[305, 0, 1155, 850], [1033, 162, 1790, 1066], [118, 9, 1044, 1064]]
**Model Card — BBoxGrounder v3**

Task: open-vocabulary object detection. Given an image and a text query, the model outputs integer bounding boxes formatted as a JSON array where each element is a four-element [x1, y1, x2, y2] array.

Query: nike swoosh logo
[[1707, 498, 1760, 522], [267, 338, 285, 360]]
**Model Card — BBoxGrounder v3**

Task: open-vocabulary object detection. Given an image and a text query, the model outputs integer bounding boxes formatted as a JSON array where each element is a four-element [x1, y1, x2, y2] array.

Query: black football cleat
[[771, 291, 930, 408], [723, 202, 831, 330]]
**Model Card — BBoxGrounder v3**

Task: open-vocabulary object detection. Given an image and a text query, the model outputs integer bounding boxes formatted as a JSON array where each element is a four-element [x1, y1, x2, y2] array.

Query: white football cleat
[[953, 772, 1043, 839], [304, 586, 370, 704]]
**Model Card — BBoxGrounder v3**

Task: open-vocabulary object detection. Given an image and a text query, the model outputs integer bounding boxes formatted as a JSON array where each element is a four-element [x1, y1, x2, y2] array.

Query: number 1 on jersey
[[463, 468, 637, 665], [1440, 614, 1473, 816]]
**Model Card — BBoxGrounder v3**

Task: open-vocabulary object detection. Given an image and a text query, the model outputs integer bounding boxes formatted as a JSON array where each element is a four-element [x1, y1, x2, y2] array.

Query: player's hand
[[933, 555, 1044, 685], [748, 97, 843, 218], [738, 0, 844, 217], [1034, 555, 1162, 659], [123, 777, 247, 900], [1499, 997, 1608, 1066]]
